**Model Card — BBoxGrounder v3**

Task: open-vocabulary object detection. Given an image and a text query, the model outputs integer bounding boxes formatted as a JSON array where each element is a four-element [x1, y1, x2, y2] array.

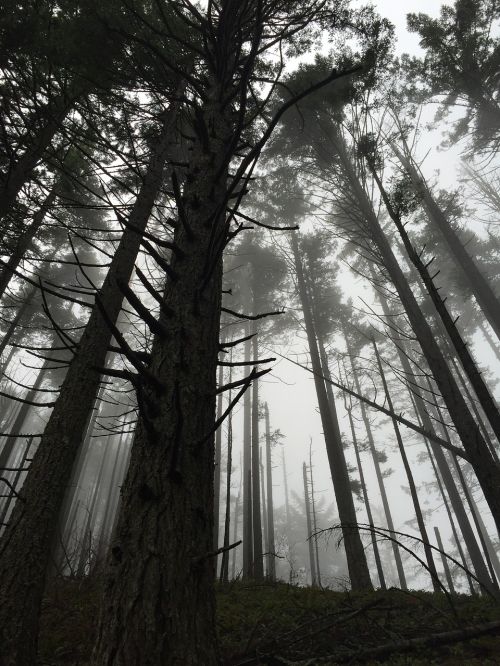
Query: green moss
[[37, 579, 500, 665]]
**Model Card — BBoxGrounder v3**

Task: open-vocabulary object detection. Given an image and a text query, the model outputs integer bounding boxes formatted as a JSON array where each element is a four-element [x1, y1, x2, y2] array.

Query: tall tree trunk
[[334, 129, 500, 537], [242, 313, 253, 578], [0, 107, 179, 666], [282, 446, 291, 539], [251, 329, 264, 579], [303, 462, 317, 586], [0, 285, 36, 362], [264, 403, 276, 581], [291, 233, 372, 591], [0, 94, 78, 224], [231, 474, 241, 581], [347, 344, 407, 590], [92, 73, 241, 663], [0, 186, 56, 299], [434, 526, 456, 594], [392, 143, 500, 343], [260, 453, 268, 574], [0, 436, 33, 529], [376, 288, 496, 595], [220, 374, 233, 583], [345, 402, 386, 589], [0, 356, 51, 471], [370, 164, 500, 453], [372, 339, 440, 592], [309, 445, 322, 587], [213, 363, 224, 554]]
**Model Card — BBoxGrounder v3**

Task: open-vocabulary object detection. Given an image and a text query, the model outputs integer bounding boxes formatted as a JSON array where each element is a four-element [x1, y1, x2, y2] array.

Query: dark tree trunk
[[92, 74, 240, 663], [213, 363, 224, 554], [393, 145, 500, 343], [346, 403, 386, 589], [0, 108, 178, 666], [373, 339, 440, 592], [370, 164, 500, 454], [292, 233, 372, 591], [0, 285, 36, 362], [251, 330, 264, 579], [220, 374, 233, 583], [334, 130, 500, 537], [376, 288, 496, 595], [434, 526, 456, 594], [0, 91, 82, 224], [264, 403, 276, 581], [242, 312, 253, 578], [347, 344, 407, 590], [0, 186, 56, 299]]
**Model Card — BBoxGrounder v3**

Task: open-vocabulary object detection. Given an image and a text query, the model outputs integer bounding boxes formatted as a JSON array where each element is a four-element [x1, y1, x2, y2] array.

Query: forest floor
[[38, 577, 500, 665]]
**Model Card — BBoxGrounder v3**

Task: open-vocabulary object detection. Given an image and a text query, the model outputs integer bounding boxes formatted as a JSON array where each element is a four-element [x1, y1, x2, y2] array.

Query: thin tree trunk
[[434, 526, 456, 594], [242, 313, 253, 578], [0, 285, 36, 362], [479, 322, 500, 364], [260, 453, 268, 575], [231, 475, 241, 581], [282, 446, 291, 538], [291, 233, 372, 591], [303, 462, 317, 586], [220, 373, 233, 583], [376, 288, 495, 595], [264, 403, 276, 581], [213, 363, 224, 554], [309, 444, 322, 588], [345, 402, 386, 589], [0, 107, 179, 666], [251, 329, 264, 579], [373, 339, 440, 592], [348, 345, 407, 590], [0, 436, 33, 529]]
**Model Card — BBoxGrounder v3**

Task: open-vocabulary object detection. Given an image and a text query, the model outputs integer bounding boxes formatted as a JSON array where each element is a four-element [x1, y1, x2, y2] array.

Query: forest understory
[[38, 578, 500, 666]]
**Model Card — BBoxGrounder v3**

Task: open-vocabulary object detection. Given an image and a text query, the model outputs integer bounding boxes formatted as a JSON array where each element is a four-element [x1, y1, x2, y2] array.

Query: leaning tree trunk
[[92, 83, 236, 666], [345, 401, 386, 589], [0, 107, 179, 666], [291, 233, 373, 591], [370, 164, 500, 452], [347, 345, 408, 590], [373, 339, 440, 592], [0, 91, 82, 224], [334, 129, 500, 537], [392, 143, 500, 344], [376, 287, 497, 595], [0, 186, 56, 300]]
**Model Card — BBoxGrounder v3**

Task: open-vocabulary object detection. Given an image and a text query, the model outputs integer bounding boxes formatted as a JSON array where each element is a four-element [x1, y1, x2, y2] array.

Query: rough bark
[[92, 77, 237, 664], [0, 108, 178, 666]]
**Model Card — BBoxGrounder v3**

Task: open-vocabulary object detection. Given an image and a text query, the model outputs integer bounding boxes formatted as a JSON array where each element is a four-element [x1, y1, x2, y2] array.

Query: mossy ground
[[38, 578, 500, 665]]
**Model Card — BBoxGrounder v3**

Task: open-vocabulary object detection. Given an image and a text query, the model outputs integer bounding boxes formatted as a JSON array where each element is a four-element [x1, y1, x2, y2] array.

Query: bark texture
[[0, 109, 177, 666]]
